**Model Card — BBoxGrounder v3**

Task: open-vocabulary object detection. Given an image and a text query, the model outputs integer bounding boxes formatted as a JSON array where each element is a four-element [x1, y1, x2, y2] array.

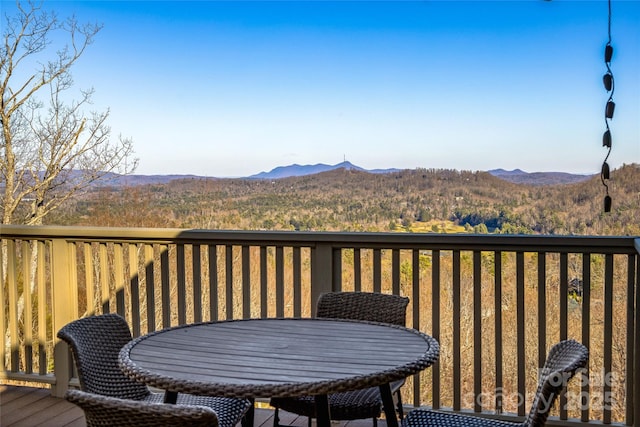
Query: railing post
[[311, 243, 334, 316], [634, 242, 640, 427], [51, 238, 78, 398]]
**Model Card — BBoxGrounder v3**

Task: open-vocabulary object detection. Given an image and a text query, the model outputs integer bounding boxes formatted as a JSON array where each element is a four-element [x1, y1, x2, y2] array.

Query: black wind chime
[[601, 0, 615, 213]]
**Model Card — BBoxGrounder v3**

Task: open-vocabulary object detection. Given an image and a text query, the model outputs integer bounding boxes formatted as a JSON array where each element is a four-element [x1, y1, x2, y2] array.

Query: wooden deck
[[1, 385, 385, 427]]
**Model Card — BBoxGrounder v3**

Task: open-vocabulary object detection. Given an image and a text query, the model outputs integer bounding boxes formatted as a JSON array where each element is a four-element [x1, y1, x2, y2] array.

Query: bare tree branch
[[1, 0, 138, 226]]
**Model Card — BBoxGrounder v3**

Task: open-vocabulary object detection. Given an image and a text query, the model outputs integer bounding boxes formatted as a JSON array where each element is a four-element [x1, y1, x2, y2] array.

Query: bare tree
[[1, 1, 138, 369], [1, 0, 137, 226]]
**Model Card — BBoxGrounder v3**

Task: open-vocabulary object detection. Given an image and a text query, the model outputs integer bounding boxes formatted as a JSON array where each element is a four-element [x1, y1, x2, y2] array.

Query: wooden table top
[[119, 318, 439, 399]]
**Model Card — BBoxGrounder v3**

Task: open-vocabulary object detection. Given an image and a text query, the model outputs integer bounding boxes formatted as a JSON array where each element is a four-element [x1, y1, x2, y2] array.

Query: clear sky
[[3, 0, 639, 177]]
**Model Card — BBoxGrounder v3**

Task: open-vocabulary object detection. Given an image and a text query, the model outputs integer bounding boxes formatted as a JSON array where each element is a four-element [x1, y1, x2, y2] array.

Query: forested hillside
[[49, 164, 640, 236]]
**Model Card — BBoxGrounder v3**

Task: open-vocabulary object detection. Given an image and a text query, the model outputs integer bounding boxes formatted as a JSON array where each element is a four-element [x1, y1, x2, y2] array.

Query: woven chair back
[[65, 389, 219, 427], [57, 313, 150, 400], [524, 339, 589, 427], [316, 292, 409, 326]]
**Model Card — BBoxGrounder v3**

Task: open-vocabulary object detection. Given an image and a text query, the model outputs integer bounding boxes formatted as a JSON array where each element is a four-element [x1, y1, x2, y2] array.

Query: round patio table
[[119, 318, 439, 427]]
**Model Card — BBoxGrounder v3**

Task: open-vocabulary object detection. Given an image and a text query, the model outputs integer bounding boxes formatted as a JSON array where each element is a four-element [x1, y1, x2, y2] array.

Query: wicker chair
[[66, 389, 220, 427], [402, 339, 589, 427], [270, 291, 410, 427], [57, 313, 251, 427]]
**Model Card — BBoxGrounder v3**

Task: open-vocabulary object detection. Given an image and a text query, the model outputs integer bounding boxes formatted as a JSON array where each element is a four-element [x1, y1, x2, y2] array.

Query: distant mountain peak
[[488, 168, 527, 176], [248, 161, 394, 179], [488, 169, 593, 185]]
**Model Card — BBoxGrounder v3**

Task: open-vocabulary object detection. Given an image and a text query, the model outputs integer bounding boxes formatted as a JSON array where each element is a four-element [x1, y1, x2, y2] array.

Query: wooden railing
[[1, 225, 639, 426]]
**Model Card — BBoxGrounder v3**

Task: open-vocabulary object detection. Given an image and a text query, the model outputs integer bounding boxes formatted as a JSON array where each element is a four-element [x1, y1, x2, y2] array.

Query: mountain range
[[248, 161, 400, 179], [487, 168, 594, 185], [100, 161, 594, 187]]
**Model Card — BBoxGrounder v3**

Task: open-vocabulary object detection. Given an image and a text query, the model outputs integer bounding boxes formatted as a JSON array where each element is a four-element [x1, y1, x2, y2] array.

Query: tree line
[[48, 164, 639, 236]]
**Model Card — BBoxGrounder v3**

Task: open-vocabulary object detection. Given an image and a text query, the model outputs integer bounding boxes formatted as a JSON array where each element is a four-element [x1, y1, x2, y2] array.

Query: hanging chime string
[[601, 0, 614, 212]]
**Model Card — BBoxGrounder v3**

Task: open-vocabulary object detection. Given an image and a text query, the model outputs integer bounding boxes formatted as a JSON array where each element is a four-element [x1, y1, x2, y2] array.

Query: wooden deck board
[[1, 385, 385, 427]]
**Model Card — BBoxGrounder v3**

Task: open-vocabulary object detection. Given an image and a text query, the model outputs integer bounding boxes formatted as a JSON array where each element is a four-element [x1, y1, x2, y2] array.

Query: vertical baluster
[[392, 249, 401, 296], [473, 250, 482, 413], [144, 244, 156, 332], [332, 247, 342, 292], [260, 246, 268, 318], [37, 240, 47, 374], [275, 246, 284, 317], [581, 252, 591, 423], [453, 250, 461, 411], [129, 243, 141, 337], [354, 248, 361, 292], [560, 253, 569, 341], [114, 243, 125, 318], [242, 245, 251, 319], [0, 241, 5, 370], [0, 238, 5, 373], [624, 255, 635, 424], [633, 252, 640, 426], [99, 243, 109, 314], [160, 244, 171, 327], [293, 246, 301, 317], [373, 248, 382, 293], [192, 244, 202, 323], [69, 242, 78, 317], [431, 249, 441, 410], [225, 245, 234, 320], [494, 250, 503, 414], [208, 244, 218, 322], [412, 248, 421, 407], [559, 252, 568, 419], [22, 240, 33, 374], [516, 251, 525, 417], [84, 242, 95, 315], [537, 253, 547, 368], [176, 244, 186, 325], [603, 254, 613, 424]]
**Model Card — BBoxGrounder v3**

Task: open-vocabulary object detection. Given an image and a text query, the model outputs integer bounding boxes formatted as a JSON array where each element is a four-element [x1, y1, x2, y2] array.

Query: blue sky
[[3, 1, 639, 177]]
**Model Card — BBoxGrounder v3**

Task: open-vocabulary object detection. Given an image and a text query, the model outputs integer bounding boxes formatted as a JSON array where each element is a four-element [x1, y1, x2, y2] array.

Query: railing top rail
[[1, 225, 638, 254]]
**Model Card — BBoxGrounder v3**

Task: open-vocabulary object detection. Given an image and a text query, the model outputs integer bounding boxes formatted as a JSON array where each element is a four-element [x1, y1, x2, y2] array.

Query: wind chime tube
[[605, 101, 615, 119], [604, 44, 613, 62], [603, 73, 613, 91], [602, 130, 611, 148], [601, 162, 610, 180]]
